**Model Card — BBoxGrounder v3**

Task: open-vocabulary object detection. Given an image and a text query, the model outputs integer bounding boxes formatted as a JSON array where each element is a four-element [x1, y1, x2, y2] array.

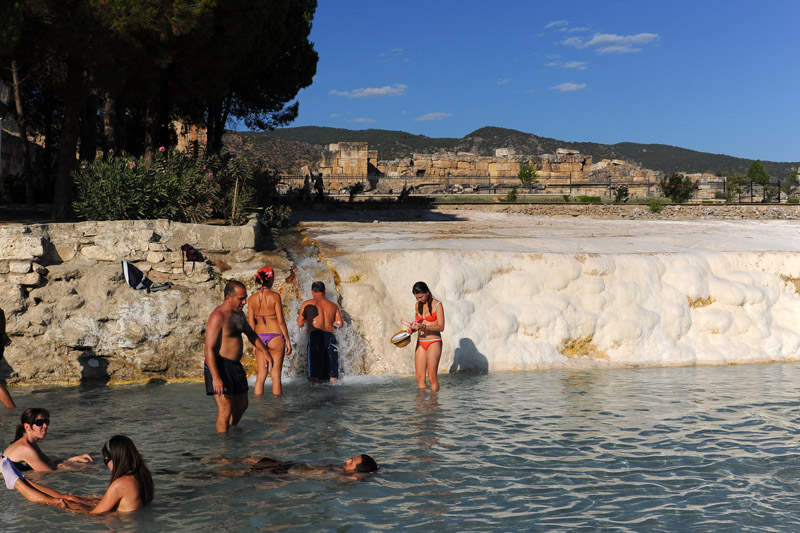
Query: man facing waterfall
[[297, 281, 343, 382], [205, 280, 272, 433]]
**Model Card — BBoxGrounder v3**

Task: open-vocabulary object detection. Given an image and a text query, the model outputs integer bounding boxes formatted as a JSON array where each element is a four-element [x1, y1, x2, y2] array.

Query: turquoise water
[[2, 364, 800, 531]]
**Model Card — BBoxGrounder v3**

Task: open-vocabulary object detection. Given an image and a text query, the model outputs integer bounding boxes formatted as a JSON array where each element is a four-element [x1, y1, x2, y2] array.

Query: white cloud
[[563, 61, 588, 70], [561, 36, 583, 47], [497, 78, 512, 85], [551, 82, 587, 93], [349, 117, 376, 123], [545, 20, 568, 29], [415, 112, 453, 121], [329, 113, 341, 119], [562, 32, 658, 54], [546, 60, 588, 70], [329, 83, 408, 99]]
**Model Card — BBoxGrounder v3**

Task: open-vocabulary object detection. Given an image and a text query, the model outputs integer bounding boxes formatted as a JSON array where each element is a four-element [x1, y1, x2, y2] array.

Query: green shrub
[[73, 147, 283, 224], [659, 173, 698, 203], [648, 199, 667, 213], [562, 195, 571, 203], [503, 188, 518, 202], [788, 197, 799, 204], [576, 195, 602, 203], [517, 165, 537, 188], [73, 151, 188, 221], [613, 185, 629, 203]]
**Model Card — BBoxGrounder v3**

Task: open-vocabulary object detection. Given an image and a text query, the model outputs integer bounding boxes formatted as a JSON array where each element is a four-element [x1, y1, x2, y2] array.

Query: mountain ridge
[[223, 126, 798, 178]]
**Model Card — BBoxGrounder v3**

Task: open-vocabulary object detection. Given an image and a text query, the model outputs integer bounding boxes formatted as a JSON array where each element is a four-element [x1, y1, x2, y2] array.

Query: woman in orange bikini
[[408, 282, 445, 391], [247, 267, 291, 395]]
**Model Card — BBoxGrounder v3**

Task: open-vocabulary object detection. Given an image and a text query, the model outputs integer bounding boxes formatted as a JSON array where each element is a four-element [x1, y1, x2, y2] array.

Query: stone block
[[53, 242, 78, 262], [80, 245, 118, 261], [147, 251, 165, 264], [6, 272, 41, 286], [233, 248, 255, 263], [9, 261, 32, 274], [0, 235, 45, 261]]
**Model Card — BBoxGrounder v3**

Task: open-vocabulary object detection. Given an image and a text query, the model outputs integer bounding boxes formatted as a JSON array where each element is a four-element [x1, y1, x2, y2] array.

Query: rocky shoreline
[[2, 203, 800, 386]]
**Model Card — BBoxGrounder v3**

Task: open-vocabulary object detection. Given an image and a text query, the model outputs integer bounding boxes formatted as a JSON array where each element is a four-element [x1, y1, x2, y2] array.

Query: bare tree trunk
[[11, 60, 35, 206], [79, 85, 97, 163], [103, 91, 118, 153], [144, 101, 156, 165], [51, 57, 83, 220]]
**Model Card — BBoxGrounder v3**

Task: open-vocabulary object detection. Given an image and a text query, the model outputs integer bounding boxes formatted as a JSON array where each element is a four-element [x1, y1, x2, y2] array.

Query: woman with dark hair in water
[[408, 282, 445, 391], [248, 266, 291, 395], [88, 435, 154, 513], [2, 407, 93, 471], [2, 435, 153, 513]]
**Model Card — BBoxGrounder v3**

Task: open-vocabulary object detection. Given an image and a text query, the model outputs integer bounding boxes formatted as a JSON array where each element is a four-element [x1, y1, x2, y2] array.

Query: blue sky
[[278, 1, 800, 162]]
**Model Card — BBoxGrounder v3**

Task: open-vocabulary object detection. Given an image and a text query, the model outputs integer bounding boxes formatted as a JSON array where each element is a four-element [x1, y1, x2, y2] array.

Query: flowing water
[[4, 212, 800, 530], [2, 364, 800, 531]]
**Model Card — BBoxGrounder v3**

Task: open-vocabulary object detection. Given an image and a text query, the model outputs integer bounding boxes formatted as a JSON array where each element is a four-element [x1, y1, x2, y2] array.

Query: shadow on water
[[449, 338, 489, 374]]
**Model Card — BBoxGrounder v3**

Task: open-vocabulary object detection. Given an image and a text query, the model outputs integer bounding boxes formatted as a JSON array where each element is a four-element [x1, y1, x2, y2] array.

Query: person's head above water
[[254, 267, 274, 287], [311, 281, 325, 294], [344, 454, 378, 473], [102, 435, 154, 505], [14, 407, 50, 442]]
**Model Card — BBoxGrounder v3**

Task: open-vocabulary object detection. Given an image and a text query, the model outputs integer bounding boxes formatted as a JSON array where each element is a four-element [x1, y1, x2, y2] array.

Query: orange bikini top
[[416, 301, 441, 322]]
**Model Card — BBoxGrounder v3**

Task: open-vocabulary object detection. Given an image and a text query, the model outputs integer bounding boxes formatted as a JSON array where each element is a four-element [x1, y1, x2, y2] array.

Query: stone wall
[[0, 218, 290, 385]]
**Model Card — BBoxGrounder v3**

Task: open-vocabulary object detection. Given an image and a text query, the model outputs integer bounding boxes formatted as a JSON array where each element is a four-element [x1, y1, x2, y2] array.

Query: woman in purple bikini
[[247, 267, 291, 395]]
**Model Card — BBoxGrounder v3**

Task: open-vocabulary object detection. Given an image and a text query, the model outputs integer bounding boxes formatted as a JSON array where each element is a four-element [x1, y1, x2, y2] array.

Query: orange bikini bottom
[[418, 338, 442, 350]]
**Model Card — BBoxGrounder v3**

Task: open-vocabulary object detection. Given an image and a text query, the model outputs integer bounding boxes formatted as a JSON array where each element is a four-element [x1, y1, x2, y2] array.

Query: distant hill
[[223, 126, 798, 178]]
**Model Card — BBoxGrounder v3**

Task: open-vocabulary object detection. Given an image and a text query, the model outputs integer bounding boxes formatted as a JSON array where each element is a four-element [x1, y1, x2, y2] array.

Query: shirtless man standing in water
[[205, 280, 272, 433], [297, 281, 343, 382]]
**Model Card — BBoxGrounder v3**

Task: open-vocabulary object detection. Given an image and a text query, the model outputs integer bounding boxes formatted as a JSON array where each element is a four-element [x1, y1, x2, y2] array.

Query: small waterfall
[[276, 233, 368, 379]]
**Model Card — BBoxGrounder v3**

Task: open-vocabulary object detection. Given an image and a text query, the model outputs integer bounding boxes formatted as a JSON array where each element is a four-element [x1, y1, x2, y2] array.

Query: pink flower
[[202, 165, 206, 170], [208, 172, 213, 178], [129, 162, 135, 169], [159, 146, 166, 152]]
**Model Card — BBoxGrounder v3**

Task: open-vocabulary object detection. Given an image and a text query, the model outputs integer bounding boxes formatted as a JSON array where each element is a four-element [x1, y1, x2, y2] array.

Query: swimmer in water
[[2, 435, 153, 513], [408, 282, 445, 391], [2, 408, 93, 471], [202, 453, 378, 481], [247, 267, 291, 396]]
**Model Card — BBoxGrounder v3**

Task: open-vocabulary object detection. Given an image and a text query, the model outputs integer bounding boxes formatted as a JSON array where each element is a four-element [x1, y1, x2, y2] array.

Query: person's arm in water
[[59, 453, 94, 467], [274, 294, 292, 355], [242, 320, 272, 370], [14, 477, 85, 508], [204, 310, 225, 395]]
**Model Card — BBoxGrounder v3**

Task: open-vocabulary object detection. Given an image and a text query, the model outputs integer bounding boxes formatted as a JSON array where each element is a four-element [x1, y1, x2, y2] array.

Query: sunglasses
[[31, 418, 50, 427], [103, 456, 110, 466]]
